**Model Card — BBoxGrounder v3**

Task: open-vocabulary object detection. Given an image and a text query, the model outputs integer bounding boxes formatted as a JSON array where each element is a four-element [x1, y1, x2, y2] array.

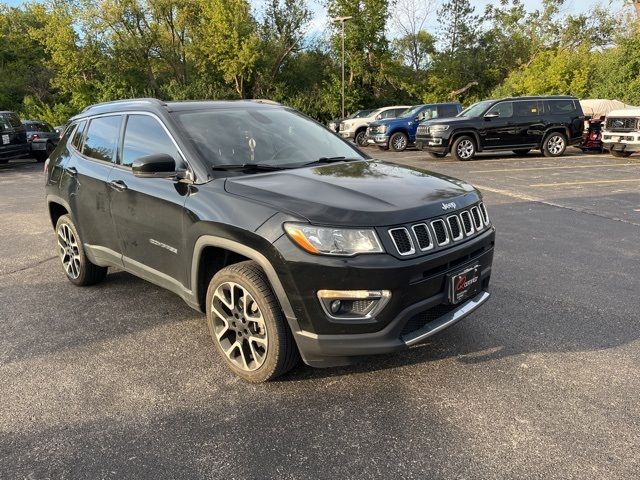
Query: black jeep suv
[[0, 110, 29, 163], [416, 96, 584, 161], [45, 99, 495, 382]]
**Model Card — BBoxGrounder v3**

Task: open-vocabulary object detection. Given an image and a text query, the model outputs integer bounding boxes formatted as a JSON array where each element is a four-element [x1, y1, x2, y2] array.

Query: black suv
[[45, 99, 495, 382], [416, 96, 585, 161], [0, 111, 29, 163]]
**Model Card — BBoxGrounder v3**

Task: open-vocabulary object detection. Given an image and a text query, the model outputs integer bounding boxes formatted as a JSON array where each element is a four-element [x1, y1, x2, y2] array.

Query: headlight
[[378, 125, 388, 134], [430, 125, 450, 133], [284, 223, 384, 256]]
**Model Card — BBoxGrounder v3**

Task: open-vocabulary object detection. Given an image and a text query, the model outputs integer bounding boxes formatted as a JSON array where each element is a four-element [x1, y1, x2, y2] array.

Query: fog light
[[317, 290, 391, 321]]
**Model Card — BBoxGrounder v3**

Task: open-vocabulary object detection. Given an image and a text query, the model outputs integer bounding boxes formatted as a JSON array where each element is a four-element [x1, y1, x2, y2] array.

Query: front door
[[108, 114, 190, 287], [481, 101, 515, 149]]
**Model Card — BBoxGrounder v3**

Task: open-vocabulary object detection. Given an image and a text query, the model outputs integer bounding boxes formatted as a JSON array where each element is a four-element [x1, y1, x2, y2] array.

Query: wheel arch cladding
[[48, 202, 69, 229]]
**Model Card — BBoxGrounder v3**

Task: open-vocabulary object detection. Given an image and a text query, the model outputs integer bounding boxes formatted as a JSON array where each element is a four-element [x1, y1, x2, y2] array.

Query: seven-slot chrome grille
[[387, 202, 490, 256]]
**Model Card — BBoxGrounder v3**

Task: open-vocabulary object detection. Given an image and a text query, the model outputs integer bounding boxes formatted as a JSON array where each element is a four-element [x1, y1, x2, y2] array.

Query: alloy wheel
[[57, 223, 81, 279], [457, 139, 474, 159], [547, 135, 565, 155], [392, 134, 407, 150], [211, 281, 268, 371]]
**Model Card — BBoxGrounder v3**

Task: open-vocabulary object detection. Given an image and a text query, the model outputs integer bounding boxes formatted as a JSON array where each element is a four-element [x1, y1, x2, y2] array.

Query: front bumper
[[273, 228, 495, 367], [602, 132, 640, 153], [366, 134, 389, 146], [415, 134, 448, 153], [339, 131, 355, 140]]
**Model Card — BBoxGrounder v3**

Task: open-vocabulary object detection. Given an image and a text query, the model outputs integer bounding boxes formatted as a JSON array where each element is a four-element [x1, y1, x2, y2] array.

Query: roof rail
[[81, 98, 167, 113]]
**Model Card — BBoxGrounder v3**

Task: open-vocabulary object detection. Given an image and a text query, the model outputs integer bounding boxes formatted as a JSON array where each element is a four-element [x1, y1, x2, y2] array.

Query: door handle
[[108, 179, 128, 192], [65, 166, 78, 176]]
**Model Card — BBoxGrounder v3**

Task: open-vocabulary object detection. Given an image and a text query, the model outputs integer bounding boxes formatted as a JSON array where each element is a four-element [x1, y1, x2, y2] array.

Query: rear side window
[[437, 105, 460, 118], [82, 116, 122, 162], [71, 121, 87, 150], [548, 99, 577, 114], [514, 101, 542, 117], [121, 115, 182, 168]]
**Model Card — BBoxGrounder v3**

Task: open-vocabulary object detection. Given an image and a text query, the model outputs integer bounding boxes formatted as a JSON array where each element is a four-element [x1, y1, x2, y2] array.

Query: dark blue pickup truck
[[365, 103, 462, 151]]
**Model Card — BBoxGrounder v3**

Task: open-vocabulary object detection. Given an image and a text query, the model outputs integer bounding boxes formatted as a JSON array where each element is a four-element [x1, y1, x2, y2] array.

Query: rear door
[[108, 113, 190, 286], [482, 101, 516, 148], [512, 100, 545, 146], [64, 115, 124, 264]]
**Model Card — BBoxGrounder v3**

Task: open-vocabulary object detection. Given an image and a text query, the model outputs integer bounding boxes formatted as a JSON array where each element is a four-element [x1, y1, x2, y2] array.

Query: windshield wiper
[[301, 156, 362, 167], [210, 163, 286, 172]]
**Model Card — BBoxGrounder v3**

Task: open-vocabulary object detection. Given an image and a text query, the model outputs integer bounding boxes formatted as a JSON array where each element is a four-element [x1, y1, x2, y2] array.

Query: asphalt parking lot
[[1, 150, 639, 479]]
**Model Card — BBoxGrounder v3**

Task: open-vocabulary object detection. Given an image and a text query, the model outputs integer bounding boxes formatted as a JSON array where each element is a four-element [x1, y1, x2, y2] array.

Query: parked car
[[340, 105, 411, 147], [601, 108, 640, 157], [416, 96, 585, 161], [0, 110, 29, 164], [23, 120, 60, 161], [579, 99, 634, 153], [366, 103, 462, 152], [328, 109, 373, 133], [45, 98, 495, 382]]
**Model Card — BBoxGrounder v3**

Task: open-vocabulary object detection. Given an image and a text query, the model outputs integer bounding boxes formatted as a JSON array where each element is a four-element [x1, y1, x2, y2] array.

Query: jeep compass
[[45, 99, 495, 382]]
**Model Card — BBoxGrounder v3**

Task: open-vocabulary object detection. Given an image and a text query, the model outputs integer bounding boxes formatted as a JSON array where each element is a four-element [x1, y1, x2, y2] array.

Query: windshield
[[458, 101, 493, 118], [399, 105, 423, 118], [349, 109, 373, 119], [173, 108, 366, 169]]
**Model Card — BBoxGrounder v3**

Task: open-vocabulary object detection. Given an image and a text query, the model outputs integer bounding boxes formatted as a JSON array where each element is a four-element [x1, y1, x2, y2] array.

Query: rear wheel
[[55, 215, 108, 286], [389, 132, 408, 152], [542, 132, 567, 157], [452, 135, 476, 161], [610, 150, 632, 158], [206, 261, 299, 382], [513, 149, 531, 156], [354, 129, 367, 147]]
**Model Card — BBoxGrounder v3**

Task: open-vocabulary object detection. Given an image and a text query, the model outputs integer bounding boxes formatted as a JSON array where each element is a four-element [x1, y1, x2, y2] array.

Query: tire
[[513, 149, 531, 156], [542, 132, 567, 157], [610, 150, 632, 158], [206, 260, 300, 382], [55, 214, 108, 286], [429, 152, 447, 159], [354, 129, 367, 147], [389, 132, 409, 152], [452, 135, 476, 161]]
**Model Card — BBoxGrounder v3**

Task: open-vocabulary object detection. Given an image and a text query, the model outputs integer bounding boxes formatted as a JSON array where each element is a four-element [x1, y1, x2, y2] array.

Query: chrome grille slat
[[389, 227, 415, 256], [431, 219, 450, 246], [447, 215, 463, 241], [460, 211, 474, 236], [479, 202, 489, 225], [470, 206, 483, 230], [412, 223, 433, 251]]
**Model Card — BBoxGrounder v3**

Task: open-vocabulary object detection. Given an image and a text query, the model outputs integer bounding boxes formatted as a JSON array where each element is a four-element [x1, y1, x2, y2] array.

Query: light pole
[[330, 16, 352, 119]]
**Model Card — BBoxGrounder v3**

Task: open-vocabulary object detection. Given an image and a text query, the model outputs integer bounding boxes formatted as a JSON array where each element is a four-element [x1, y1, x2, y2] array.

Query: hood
[[224, 161, 480, 226]]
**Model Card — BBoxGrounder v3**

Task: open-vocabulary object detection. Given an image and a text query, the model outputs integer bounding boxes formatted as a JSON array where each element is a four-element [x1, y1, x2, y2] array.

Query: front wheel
[[610, 150, 632, 158], [354, 130, 367, 147], [206, 261, 299, 382], [389, 132, 408, 152], [542, 132, 567, 157], [452, 136, 476, 161], [55, 215, 108, 286]]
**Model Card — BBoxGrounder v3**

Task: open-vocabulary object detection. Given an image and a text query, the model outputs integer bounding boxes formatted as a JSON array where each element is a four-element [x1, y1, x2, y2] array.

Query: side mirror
[[132, 153, 177, 178], [484, 112, 499, 120]]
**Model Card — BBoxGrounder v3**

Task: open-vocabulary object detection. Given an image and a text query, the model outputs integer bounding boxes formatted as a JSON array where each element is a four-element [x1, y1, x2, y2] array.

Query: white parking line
[[470, 163, 640, 173], [530, 178, 640, 187]]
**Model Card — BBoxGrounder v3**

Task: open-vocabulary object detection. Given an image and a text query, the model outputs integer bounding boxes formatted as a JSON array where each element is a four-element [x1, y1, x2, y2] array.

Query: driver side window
[[486, 102, 514, 119], [121, 115, 183, 168]]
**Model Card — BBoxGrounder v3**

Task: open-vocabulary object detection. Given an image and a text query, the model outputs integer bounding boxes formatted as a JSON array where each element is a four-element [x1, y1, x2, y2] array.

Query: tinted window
[[438, 105, 460, 118], [7, 113, 22, 128], [421, 106, 438, 121], [486, 102, 513, 118], [514, 101, 541, 117], [121, 115, 182, 168], [549, 99, 577, 114], [71, 121, 87, 150], [0, 114, 9, 132], [82, 116, 122, 162]]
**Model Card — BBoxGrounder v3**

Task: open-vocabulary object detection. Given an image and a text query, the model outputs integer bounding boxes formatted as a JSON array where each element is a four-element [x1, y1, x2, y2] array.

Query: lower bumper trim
[[403, 291, 490, 346]]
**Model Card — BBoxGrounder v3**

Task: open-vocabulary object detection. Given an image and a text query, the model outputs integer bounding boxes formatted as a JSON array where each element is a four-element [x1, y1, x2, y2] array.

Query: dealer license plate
[[2, 134, 9, 145], [447, 264, 481, 304]]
